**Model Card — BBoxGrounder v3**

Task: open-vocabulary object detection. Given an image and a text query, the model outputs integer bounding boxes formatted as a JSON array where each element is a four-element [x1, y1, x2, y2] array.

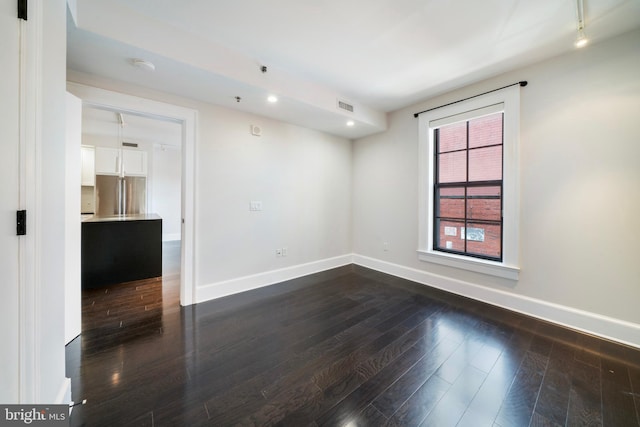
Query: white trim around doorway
[[66, 82, 197, 306]]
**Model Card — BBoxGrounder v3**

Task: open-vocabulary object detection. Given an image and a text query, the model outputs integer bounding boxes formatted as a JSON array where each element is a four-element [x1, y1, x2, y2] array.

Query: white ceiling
[[67, 0, 640, 139], [82, 107, 182, 147]]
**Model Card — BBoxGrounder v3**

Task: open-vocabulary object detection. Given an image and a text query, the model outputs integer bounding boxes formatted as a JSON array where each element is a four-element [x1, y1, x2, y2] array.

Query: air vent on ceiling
[[337, 99, 354, 113], [122, 142, 138, 148]]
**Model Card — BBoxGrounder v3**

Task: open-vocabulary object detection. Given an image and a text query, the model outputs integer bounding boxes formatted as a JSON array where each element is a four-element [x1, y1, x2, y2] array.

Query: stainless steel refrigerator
[[95, 175, 147, 216]]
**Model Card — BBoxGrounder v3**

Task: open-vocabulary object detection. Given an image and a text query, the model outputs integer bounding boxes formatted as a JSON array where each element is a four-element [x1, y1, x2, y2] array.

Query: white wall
[[65, 93, 82, 344], [67, 73, 353, 301], [0, 0, 22, 404], [151, 144, 181, 240], [39, 0, 69, 402], [352, 29, 640, 346], [1, 0, 68, 405], [195, 104, 352, 289], [82, 133, 123, 149]]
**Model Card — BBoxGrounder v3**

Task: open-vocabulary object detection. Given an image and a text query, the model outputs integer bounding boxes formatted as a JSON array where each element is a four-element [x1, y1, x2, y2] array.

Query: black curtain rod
[[413, 81, 528, 118]]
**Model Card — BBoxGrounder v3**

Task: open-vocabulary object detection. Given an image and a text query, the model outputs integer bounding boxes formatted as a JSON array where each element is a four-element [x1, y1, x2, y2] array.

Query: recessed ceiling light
[[267, 95, 278, 103], [575, 30, 588, 48], [132, 59, 155, 72], [346, 120, 355, 127]]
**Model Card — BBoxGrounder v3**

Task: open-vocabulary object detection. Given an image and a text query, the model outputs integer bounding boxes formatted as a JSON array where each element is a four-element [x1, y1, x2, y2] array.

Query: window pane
[[465, 222, 501, 259], [467, 186, 501, 221], [437, 187, 464, 219], [438, 122, 466, 153], [435, 219, 465, 252], [468, 145, 502, 182], [469, 113, 502, 148], [438, 151, 466, 183]]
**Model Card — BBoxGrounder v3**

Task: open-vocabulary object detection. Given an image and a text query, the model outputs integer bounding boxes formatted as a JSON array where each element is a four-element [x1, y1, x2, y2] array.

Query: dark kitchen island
[[81, 213, 162, 289]]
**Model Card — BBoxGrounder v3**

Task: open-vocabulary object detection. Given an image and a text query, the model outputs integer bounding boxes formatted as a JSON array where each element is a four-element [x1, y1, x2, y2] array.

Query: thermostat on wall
[[250, 125, 262, 136]]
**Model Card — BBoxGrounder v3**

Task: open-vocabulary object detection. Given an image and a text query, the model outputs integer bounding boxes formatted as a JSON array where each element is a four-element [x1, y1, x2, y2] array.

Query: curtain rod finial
[[519, 81, 528, 87]]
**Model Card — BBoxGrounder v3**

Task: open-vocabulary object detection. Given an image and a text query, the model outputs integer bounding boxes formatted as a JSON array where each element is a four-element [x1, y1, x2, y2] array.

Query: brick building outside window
[[434, 112, 503, 261]]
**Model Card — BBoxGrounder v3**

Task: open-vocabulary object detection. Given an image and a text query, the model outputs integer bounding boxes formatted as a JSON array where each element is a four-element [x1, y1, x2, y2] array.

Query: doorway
[[66, 82, 197, 341], [78, 106, 184, 339]]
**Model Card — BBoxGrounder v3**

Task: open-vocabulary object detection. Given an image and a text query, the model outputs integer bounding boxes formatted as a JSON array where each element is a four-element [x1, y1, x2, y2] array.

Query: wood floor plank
[[386, 372, 450, 427], [494, 351, 549, 427], [533, 342, 576, 425], [67, 254, 640, 427], [418, 365, 486, 427], [566, 384, 603, 427], [204, 299, 409, 425], [600, 356, 639, 426], [371, 335, 462, 418], [357, 404, 388, 426], [278, 316, 450, 425], [462, 348, 529, 426], [316, 338, 454, 426]]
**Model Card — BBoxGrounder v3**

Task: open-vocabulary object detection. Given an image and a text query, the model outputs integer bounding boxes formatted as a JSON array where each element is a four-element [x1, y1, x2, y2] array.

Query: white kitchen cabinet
[[94, 147, 147, 176], [80, 145, 95, 186], [94, 147, 121, 175], [122, 149, 147, 176]]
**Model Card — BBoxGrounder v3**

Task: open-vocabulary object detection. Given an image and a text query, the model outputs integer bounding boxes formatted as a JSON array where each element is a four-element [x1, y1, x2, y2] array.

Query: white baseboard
[[353, 254, 640, 349], [196, 254, 353, 303], [192, 252, 640, 349]]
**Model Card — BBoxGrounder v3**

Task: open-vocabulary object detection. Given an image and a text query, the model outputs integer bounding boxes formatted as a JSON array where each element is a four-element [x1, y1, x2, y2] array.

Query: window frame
[[433, 110, 504, 262], [418, 86, 520, 280]]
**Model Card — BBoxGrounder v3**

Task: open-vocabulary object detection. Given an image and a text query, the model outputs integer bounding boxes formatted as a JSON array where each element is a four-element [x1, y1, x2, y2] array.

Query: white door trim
[[19, 0, 43, 403], [66, 82, 198, 306]]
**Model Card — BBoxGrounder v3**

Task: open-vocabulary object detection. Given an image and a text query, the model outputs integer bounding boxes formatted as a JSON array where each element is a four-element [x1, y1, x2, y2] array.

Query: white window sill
[[417, 250, 519, 280]]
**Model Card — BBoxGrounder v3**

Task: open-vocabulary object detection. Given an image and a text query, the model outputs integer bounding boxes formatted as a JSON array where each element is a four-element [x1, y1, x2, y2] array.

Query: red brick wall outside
[[436, 199, 502, 258], [435, 113, 503, 259]]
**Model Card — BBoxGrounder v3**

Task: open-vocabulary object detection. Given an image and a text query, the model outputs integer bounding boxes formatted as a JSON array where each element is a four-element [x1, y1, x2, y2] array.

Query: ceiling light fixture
[[346, 120, 355, 127], [267, 95, 278, 103], [132, 58, 156, 72], [574, 0, 588, 48]]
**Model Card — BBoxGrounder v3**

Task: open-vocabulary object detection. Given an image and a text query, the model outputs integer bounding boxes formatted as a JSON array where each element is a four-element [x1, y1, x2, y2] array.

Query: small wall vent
[[122, 142, 138, 148], [337, 100, 354, 113]]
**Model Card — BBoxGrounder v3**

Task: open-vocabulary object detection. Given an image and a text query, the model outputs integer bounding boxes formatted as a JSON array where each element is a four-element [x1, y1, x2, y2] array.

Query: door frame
[[67, 82, 197, 306]]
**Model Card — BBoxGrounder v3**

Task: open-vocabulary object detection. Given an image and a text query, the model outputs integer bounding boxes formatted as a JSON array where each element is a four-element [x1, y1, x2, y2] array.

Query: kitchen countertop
[[82, 213, 162, 223]]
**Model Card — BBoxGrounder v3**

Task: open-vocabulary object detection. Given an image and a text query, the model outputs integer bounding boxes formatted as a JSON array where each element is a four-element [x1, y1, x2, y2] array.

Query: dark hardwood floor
[[67, 252, 640, 426]]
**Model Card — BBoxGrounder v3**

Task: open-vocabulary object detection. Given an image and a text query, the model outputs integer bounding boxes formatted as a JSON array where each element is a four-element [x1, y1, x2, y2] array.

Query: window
[[434, 112, 503, 261], [418, 86, 520, 280]]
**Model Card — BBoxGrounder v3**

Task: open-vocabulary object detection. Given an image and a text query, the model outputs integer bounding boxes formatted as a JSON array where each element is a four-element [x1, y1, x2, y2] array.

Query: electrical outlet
[[276, 249, 282, 257], [383, 242, 389, 252], [282, 247, 288, 257]]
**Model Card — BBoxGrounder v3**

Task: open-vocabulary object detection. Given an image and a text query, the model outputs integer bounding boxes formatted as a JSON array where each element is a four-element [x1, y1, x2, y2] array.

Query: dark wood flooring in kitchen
[[67, 261, 640, 426]]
